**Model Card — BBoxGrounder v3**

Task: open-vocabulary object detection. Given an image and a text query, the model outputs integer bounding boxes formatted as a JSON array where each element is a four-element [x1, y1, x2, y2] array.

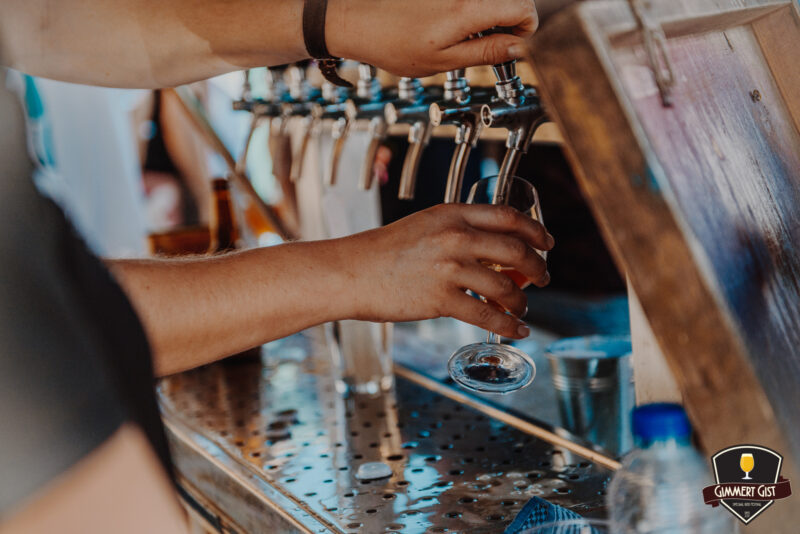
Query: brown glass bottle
[[207, 178, 261, 362], [207, 178, 239, 254]]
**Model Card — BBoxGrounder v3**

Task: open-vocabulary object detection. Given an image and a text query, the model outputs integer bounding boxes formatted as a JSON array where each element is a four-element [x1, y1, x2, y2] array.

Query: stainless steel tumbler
[[546, 335, 634, 456]]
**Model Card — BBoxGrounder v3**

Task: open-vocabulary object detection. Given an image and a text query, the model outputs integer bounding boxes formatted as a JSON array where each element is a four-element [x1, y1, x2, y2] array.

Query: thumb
[[440, 34, 529, 71]]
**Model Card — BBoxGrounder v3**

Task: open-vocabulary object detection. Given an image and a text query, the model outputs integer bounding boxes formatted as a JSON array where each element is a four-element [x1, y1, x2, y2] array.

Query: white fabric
[[205, 73, 252, 179], [292, 122, 382, 241], [8, 72, 149, 258]]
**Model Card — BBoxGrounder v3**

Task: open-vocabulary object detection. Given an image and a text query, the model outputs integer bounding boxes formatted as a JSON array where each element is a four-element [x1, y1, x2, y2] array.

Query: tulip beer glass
[[448, 175, 546, 393]]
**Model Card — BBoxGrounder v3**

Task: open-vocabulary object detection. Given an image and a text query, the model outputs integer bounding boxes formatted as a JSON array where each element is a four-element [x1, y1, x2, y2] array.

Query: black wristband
[[303, 0, 334, 59], [317, 58, 354, 88], [303, 0, 353, 87]]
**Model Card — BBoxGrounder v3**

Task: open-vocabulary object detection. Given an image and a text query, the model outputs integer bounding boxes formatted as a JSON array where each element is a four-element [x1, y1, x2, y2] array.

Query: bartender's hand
[[111, 203, 552, 375], [327, 0, 539, 77], [342, 204, 553, 339]]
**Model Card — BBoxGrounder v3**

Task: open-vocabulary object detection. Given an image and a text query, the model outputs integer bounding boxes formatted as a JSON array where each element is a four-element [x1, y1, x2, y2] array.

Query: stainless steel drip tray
[[158, 331, 612, 533]]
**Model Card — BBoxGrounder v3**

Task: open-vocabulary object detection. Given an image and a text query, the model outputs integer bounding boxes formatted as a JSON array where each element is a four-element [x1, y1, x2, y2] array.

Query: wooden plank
[[584, 0, 788, 29], [752, 6, 800, 137], [608, 3, 787, 47], [628, 280, 682, 404], [527, 2, 800, 511], [609, 11, 800, 454]]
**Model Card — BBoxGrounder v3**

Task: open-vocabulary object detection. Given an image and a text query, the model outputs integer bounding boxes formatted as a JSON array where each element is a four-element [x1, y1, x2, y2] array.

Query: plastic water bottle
[[607, 403, 733, 533]]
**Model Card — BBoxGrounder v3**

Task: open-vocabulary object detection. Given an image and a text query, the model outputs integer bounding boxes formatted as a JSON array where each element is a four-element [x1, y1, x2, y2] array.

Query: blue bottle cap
[[633, 403, 692, 443]]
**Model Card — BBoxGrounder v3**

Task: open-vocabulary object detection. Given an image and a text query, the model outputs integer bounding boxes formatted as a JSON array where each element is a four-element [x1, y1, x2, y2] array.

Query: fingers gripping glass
[[447, 176, 547, 393]]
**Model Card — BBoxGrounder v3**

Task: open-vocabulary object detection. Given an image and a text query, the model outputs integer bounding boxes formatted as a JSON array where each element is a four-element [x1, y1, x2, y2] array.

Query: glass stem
[[479, 294, 502, 345]]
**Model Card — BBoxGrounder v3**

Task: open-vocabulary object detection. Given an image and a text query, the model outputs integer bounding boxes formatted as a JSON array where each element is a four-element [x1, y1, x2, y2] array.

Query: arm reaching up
[[0, 0, 539, 87]]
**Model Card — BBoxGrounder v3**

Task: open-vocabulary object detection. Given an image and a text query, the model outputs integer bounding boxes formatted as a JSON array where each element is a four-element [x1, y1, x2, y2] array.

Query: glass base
[[447, 342, 536, 394]]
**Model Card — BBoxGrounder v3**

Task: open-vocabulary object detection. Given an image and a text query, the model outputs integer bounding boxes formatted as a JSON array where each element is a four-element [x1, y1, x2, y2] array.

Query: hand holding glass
[[447, 176, 547, 393]]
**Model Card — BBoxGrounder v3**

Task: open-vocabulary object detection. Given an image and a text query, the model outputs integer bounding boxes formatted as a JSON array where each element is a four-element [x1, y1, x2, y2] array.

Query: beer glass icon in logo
[[740, 453, 754, 480]]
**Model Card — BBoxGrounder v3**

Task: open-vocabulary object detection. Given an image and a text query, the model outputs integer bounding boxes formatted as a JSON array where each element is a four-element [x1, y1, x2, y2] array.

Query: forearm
[[107, 241, 352, 376], [0, 0, 307, 88], [4, 0, 542, 85], [108, 204, 554, 375]]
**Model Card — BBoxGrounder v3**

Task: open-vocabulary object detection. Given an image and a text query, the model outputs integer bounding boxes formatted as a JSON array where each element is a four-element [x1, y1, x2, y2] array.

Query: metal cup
[[546, 335, 634, 456], [329, 320, 394, 396]]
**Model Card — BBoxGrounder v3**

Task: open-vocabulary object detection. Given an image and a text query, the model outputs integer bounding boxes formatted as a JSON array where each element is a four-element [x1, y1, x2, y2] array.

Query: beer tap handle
[[475, 39, 548, 203], [429, 68, 492, 204], [290, 115, 318, 183], [444, 143, 469, 204], [263, 65, 289, 104], [323, 63, 380, 187], [480, 89, 547, 154], [492, 60, 526, 105], [398, 77, 424, 102], [496, 147, 524, 204], [276, 114, 291, 137], [443, 120, 483, 203], [444, 69, 471, 103], [359, 117, 388, 191], [285, 70, 347, 184], [233, 70, 256, 112], [481, 90, 547, 205], [285, 64, 306, 101], [398, 120, 433, 200], [385, 78, 441, 200], [236, 112, 263, 176], [325, 116, 350, 186], [241, 70, 252, 102], [356, 64, 381, 101], [475, 26, 526, 104]]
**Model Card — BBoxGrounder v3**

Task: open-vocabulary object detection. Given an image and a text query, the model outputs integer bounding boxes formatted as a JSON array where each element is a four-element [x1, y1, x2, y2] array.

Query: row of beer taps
[[233, 57, 549, 206]]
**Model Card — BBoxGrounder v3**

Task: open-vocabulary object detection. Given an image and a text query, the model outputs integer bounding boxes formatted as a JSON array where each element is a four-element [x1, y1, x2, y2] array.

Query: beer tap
[[479, 60, 548, 204], [384, 78, 443, 200], [232, 67, 289, 174], [285, 63, 310, 103], [285, 80, 348, 183], [322, 64, 382, 187], [357, 113, 389, 190], [233, 69, 253, 112], [275, 63, 329, 183], [233, 65, 307, 135], [273, 63, 317, 136], [234, 66, 289, 148], [313, 99, 348, 187], [343, 72, 404, 191], [428, 70, 493, 203]]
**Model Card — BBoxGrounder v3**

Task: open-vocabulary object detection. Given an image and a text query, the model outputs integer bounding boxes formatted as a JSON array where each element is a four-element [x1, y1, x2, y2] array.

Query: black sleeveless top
[[0, 76, 171, 515]]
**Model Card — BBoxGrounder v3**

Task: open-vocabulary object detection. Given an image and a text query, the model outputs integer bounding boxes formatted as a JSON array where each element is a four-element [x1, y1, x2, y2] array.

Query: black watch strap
[[302, 0, 332, 59], [317, 59, 354, 88], [303, 0, 353, 88]]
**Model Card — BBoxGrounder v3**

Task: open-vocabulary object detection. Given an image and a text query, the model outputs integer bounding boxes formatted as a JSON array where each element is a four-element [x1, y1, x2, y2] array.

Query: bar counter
[[159, 326, 617, 533]]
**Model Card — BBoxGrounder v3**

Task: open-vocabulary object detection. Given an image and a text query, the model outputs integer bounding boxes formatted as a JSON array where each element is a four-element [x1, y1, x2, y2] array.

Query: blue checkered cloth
[[503, 497, 589, 534]]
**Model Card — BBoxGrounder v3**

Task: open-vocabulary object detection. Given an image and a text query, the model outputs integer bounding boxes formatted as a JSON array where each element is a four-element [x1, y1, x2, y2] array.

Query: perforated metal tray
[[159, 330, 612, 533]]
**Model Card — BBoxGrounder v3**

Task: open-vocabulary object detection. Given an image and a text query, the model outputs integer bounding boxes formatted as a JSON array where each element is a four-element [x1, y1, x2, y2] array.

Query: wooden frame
[[528, 1, 800, 525]]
